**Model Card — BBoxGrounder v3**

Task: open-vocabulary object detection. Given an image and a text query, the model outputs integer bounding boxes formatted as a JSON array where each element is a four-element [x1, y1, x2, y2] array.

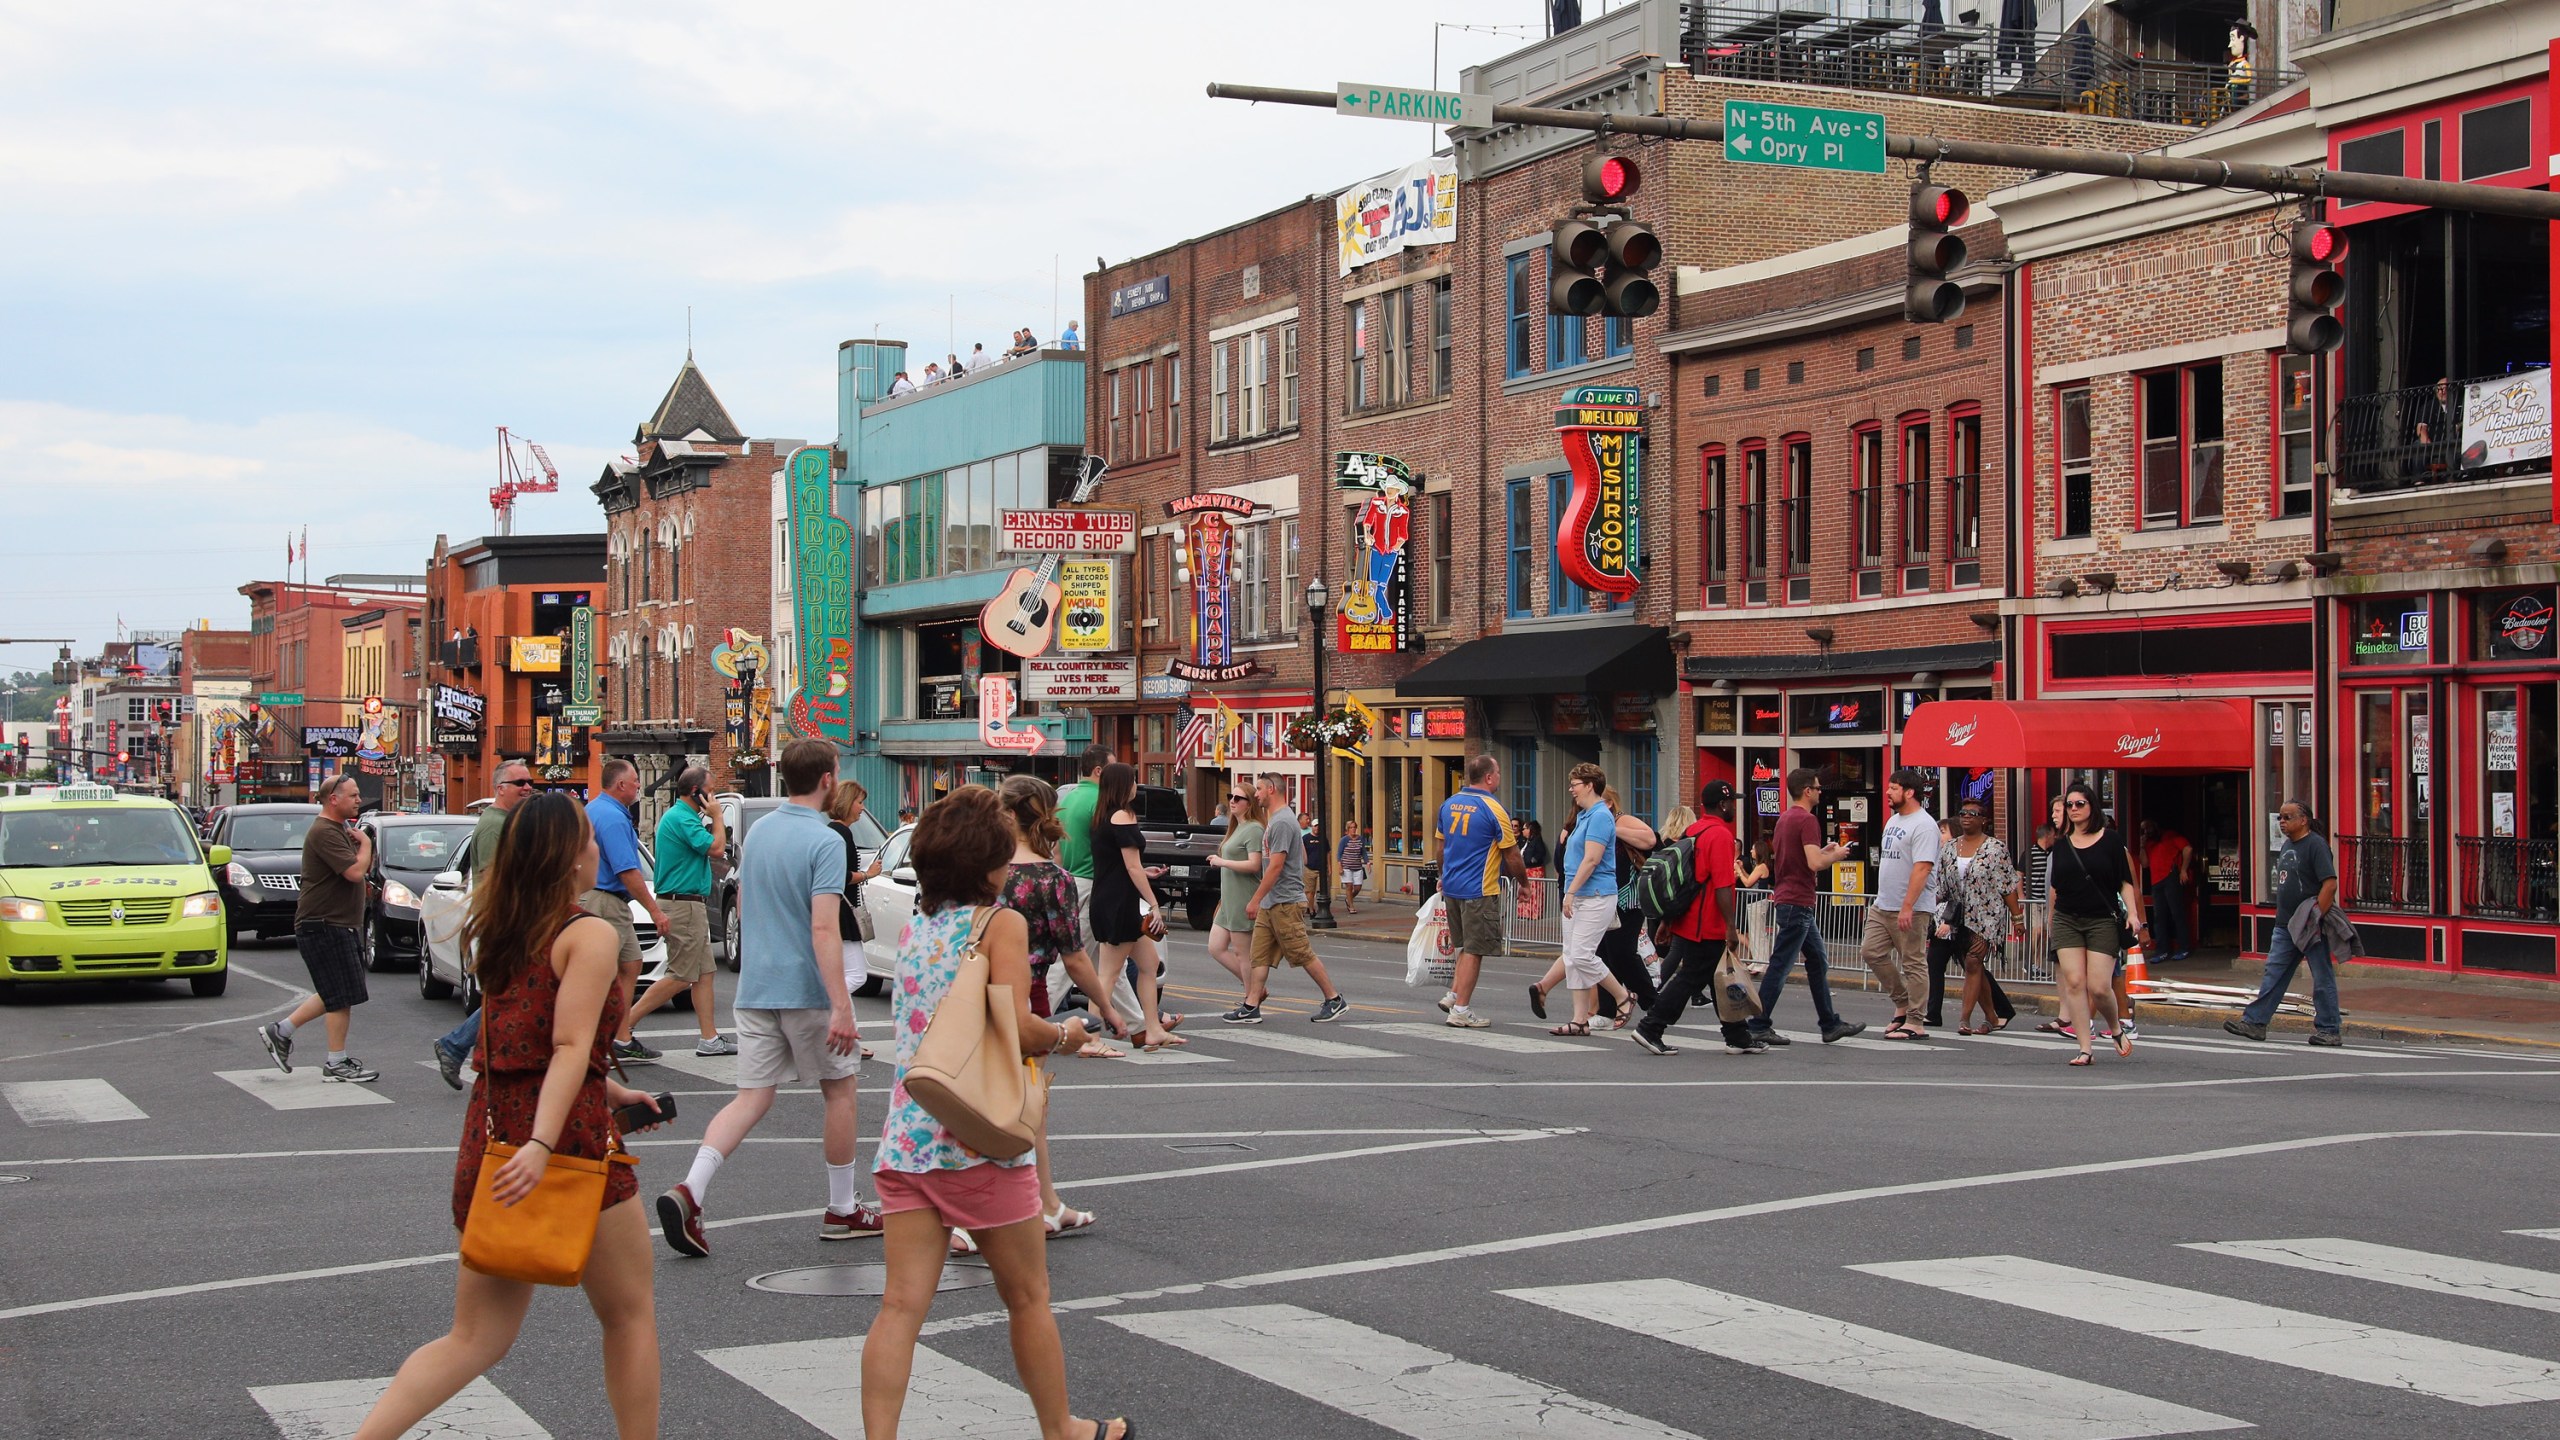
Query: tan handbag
[[457, 1015, 634, 1286], [902, 907, 1049, 1161]]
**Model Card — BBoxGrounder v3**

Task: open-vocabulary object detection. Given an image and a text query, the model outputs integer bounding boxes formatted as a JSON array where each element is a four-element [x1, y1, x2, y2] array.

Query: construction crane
[[490, 426, 559, 534]]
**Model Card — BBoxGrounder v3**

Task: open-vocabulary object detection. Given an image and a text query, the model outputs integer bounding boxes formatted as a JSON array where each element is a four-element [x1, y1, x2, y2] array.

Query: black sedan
[[360, 813, 478, 972], [208, 803, 321, 943]]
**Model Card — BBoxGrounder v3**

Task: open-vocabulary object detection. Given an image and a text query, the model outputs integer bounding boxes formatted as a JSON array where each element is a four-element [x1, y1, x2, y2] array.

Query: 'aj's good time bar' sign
[[1554, 385, 1643, 603]]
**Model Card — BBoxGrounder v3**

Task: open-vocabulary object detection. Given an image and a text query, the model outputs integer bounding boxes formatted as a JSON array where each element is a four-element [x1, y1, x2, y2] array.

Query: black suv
[[359, 813, 478, 972], [209, 804, 322, 943]]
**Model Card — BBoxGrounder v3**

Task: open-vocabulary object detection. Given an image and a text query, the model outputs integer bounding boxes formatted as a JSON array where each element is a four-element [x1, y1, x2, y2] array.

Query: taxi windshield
[[0, 807, 203, 868]]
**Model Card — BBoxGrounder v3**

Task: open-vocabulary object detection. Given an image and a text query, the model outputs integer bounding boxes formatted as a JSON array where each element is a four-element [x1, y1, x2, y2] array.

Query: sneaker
[[2223, 1019, 2269, 1041], [431, 1039, 466, 1091], [1310, 995, 1349, 1023], [1754, 1028, 1793, 1047], [1445, 1007, 1490, 1028], [2307, 1031, 2344, 1048], [694, 1035, 739, 1057], [256, 1021, 294, 1074], [820, 1201, 886, 1240], [2120, 1020, 2141, 1040], [1221, 1003, 1264, 1025], [1819, 1020, 1868, 1043], [319, 1057, 379, 1083], [1725, 1040, 1771, 1055], [657, 1184, 709, 1258], [612, 1038, 662, 1062], [1629, 1028, 1679, 1057], [1436, 992, 1456, 1015]]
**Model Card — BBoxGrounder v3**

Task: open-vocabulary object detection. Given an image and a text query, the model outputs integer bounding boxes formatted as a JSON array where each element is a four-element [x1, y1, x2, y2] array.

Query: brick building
[[236, 582, 425, 802], [178, 624, 254, 807], [423, 534, 606, 807], [594, 356, 802, 804]]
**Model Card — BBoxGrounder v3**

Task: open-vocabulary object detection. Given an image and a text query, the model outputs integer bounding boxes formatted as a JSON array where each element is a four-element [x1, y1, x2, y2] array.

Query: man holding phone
[[1745, 768, 1865, 1045], [657, 738, 874, 1258], [620, 765, 732, 1058]]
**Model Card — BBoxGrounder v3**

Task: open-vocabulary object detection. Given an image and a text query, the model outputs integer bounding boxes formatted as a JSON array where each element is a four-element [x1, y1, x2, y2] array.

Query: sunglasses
[[2065, 799, 2091, 808], [498, 779, 533, 789], [1229, 795, 1251, 803]]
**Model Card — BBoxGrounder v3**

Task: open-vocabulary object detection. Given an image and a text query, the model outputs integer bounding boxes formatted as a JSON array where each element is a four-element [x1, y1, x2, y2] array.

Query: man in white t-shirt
[[1860, 767, 1939, 1040]]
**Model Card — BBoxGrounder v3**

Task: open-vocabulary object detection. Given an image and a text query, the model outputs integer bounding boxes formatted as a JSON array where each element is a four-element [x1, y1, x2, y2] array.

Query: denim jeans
[[2240, 921, 2339, 1033], [437, 1008, 481, 1059], [2149, 876, 2186, 956], [1748, 902, 1841, 1033], [1640, 934, 1751, 1047]]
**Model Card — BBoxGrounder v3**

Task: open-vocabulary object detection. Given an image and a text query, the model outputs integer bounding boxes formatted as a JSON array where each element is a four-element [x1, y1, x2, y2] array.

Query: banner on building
[[2460, 368, 2552, 469], [430, 685, 484, 747], [568, 607, 596, 705], [1336, 155, 1458, 276], [301, 726, 359, 758], [1058, 559, 1115, 651], [712, 629, 771, 680], [1554, 385, 1644, 602], [1338, 486, 1414, 654], [999, 509, 1137, 555], [1023, 656, 1139, 702], [784, 445, 858, 747], [1167, 493, 1263, 684], [355, 696, 397, 760], [509, 635, 563, 672]]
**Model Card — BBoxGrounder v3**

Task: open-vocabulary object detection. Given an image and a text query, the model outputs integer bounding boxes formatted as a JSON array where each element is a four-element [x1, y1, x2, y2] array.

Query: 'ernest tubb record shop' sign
[[1553, 385, 1644, 602]]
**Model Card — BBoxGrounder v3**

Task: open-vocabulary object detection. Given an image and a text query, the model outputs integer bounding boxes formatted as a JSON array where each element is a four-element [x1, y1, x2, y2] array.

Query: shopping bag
[[1712, 944, 1764, 1024], [1516, 867, 1547, 920], [1405, 892, 1456, 988]]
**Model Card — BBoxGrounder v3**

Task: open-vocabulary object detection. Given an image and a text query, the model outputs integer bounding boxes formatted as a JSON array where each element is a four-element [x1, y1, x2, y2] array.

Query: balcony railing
[[438, 635, 480, 671], [2338, 376, 2548, 495], [2457, 835, 2557, 921], [1678, 4, 2298, 128], [1698, 506, 1729, 605], [1780, 496, 1810, 576], [1741, 500, 1769, 580], [2338, 834, 2430, 916]]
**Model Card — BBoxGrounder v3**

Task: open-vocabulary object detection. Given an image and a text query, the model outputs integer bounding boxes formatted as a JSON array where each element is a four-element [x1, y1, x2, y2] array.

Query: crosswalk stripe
[[1189, 1029, 1404, 1060], [2188, 1237, 2560, 1314], [1858, 1254, 2560, 1406], [216, 1069, 395, 1110], [637, 1049, 742, 1083], [1359, 1021, 1606, 1054], [2510, 1228, 2560, 1242], [1750, 1029, 1954, 1053], [1504, 1278, 2247, 1440], [699, 1335, 1033, 1438], [3, 1079, 146, 1126], [1116, 1046, 1230, 1065], [2137, 1032, 2430, 1061], [1103, 1302, 1701, 1438], [249, 1375, 549, 1438]]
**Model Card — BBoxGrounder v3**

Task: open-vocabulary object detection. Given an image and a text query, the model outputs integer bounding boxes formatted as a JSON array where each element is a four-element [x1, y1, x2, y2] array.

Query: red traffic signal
[[1583, 154, 1639, 204], [2286, 222, 2347, 355], [1905, 182, 1971, 325]]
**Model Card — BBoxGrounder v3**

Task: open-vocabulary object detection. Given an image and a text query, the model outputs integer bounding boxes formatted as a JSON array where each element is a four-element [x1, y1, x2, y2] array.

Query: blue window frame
[[1627, 737, 1658, 828], [1548, 472, 1589, 616], [1604, 315, 1632, 359], [1505, 477, 1534, 617], [1505, 253, 1534, 379], [1547, 256, 1587, 370], [1507, 739, 1539, 832]]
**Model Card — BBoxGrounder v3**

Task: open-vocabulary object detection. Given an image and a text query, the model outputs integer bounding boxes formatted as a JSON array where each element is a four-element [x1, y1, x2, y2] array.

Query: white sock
[[685, 1145, 724, 1200], [326, 1050, 346, 1066], [827, 1161, 863, 1214], [274, 1017, 297, 1038]]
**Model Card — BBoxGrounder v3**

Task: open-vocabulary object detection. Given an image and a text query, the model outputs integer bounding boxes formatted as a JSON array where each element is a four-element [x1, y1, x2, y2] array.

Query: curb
[[2024, 991, 2560, 1053]]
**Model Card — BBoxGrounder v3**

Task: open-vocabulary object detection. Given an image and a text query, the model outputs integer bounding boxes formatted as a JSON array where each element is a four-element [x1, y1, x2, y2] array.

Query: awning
[[1900, 699, 2254, 771], [1394, 625, 1674, 698]]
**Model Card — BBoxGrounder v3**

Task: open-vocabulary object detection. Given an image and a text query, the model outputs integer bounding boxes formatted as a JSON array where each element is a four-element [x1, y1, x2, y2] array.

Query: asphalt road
[[5, 928, 2560, 1439]]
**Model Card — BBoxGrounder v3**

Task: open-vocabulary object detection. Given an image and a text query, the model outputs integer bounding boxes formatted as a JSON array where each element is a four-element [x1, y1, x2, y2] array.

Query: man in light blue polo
[[586, 758, 672, 1062]]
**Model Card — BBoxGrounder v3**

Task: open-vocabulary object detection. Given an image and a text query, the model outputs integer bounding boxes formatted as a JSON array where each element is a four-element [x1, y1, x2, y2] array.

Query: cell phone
[[613, 1091, 675, 1133]]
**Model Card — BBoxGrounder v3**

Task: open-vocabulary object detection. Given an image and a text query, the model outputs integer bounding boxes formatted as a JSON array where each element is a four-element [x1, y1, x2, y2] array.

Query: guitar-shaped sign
[[981, 456, 1110, 660]]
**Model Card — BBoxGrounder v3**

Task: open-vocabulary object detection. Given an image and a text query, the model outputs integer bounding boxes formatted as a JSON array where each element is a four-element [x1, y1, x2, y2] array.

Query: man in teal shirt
[[621, 766, 733, 1057]]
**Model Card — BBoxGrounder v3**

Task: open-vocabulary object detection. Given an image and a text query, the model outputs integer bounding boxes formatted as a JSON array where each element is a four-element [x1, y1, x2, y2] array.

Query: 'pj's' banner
[[1554, 385, 1643, 603]]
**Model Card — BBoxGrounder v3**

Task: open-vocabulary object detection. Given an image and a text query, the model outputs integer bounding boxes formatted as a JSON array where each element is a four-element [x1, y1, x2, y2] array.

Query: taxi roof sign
[[44, 785, 117, 802]]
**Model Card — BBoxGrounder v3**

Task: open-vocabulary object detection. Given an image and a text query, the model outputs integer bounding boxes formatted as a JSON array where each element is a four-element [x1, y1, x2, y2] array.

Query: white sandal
[[1045, 1201, 1097, 1234], [948, 1228, 979, 1256]]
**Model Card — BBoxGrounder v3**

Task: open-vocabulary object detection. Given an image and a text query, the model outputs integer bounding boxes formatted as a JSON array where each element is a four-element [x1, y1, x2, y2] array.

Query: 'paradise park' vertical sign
[[1554, 385, 1644, 603], [786, 445, 858, 746]]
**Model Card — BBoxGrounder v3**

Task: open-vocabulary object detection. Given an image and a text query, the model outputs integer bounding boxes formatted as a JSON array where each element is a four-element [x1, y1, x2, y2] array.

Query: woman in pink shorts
[[860, 786, 1131, 1440]]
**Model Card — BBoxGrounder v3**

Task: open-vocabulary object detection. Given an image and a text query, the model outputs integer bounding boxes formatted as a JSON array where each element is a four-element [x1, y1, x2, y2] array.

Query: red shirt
[[1664, 815, 1738, 942], [2145, 831, 2187, 885]]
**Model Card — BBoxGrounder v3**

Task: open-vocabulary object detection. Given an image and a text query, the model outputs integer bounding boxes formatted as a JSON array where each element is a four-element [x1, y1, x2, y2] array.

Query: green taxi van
[[0, 785, 231, 998]]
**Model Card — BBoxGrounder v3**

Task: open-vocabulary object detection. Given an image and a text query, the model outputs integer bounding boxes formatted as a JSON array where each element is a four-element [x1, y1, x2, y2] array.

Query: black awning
[[1681, 640, 1998, 682], [1395, 624, 1674, 698]]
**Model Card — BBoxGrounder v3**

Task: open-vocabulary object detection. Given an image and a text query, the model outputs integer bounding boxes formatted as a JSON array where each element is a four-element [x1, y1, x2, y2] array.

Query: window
[[2138, 362, 2223, 527], [1235, 522, 1276, 641], [1852, 424, 1885, 592], [1168, 354, 1183, 449], [1948, 411, 1982, 585], [1109, 370, 1126, 462], [1279, 324, 1298, 428], [1604, 313, 1631, 359], [1899, 419, 1933, 589], [1430, 279, 1453, 396], [1507, 739, 1538, 823], [1381, 288, 1409, 405], [2276, 354, 2314, 518], [2461, 98, 2533, 181], [1505, 478, 1533, 616], [1211, 342, 1230, 443], [669, 536, 682, 600], [1786, 361, 1805, 384], [1347, 299, 1370, 410], [1626, 739, 1658, 827], [1857, 347, 1876, 372], [1902, 336, 1922, 361], [1505, 253, 1533, 379], [1139, 532, 1158, 629], [1135, 362, 1155, 458], [1782, 436, 1812, 586], [1742, 443, 1769, 588], [1427, 491, 1452, 626], [639, 539, 651, 602], [1242, 331, 1267, 438], [1282, 517, 1300, 633], [1703, 374, 1721, 397], [2057, 386, 2093, 538], [1743, 367, 1761, 391], [1698, 446, 1728, 603], [1547, 257, 1586, 370], [1152, 533, 1173, 630]]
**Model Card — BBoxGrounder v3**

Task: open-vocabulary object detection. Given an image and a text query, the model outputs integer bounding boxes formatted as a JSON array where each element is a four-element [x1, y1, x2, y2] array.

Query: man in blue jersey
[[1432, 752, 1525, 1028]]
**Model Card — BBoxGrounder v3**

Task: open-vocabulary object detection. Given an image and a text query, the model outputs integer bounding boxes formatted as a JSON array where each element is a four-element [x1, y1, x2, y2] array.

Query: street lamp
[[1304, 575, 1337, 930]]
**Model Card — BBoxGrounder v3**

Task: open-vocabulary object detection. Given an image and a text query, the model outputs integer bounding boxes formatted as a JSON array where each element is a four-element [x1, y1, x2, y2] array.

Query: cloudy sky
[[0, 0, 1561, 660]]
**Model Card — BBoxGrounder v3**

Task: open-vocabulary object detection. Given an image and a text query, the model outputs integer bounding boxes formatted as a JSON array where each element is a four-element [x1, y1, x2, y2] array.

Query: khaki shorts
[[1250, 901, 1318, 970], [2050, 909, 2123, 957], [1444, 892, 1507, 958], [579, 889, 644, 969], [735, 1007, 861, 1087], [658, 897, 714, 982]]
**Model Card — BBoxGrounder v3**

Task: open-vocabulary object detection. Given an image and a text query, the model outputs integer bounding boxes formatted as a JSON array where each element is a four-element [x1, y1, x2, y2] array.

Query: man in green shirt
[[1054, 743, 1113, 880], [623, 765, 732, 1057]]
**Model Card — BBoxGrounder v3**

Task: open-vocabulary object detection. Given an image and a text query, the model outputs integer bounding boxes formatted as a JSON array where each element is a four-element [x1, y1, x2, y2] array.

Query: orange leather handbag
[[457, 1026, 634, 1286]]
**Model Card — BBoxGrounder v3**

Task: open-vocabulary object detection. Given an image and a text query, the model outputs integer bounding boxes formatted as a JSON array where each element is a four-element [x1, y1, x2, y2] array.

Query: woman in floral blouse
[[997, 775, 1123, 1238], [862, 786, 1126, 1440], [1933, 798, 2024, 1035]]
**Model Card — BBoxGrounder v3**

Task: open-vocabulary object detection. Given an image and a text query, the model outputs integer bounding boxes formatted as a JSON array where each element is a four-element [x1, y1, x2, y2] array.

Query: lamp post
[[1305, 576, 1337, 930]]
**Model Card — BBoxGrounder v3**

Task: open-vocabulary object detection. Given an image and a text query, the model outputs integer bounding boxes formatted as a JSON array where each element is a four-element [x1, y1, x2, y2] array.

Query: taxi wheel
[[190, 971, 228, 998]]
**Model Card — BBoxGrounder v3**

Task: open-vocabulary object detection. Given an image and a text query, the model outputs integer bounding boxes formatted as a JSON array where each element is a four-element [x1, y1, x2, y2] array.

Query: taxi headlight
[[180, 893, 224, 919], [0, 897, 44, 923], [383, 880, 417, 909]]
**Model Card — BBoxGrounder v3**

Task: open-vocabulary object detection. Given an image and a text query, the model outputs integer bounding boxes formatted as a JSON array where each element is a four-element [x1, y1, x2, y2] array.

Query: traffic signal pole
[[1207, 83, 2560, 223]]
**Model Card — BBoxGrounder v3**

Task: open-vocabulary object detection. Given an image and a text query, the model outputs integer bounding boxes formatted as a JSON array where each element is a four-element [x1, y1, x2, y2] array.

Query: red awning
[[1900, 699, 2254, 771]]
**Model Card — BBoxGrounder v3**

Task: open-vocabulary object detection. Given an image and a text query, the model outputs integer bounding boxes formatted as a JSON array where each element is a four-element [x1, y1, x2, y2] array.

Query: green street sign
[[561, 704, 602, 728], [1336, 82, 1490, 128], [1723, 99, 1886, 174], [255, 692, 304, 706]]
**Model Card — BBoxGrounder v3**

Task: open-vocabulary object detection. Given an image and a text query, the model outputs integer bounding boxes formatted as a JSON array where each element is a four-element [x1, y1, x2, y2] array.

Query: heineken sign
[[1554, 385, 1644, 602]]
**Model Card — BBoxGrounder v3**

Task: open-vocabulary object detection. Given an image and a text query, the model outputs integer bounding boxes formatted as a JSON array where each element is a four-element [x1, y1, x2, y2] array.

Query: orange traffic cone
[[2120, 942, 2150, 989]]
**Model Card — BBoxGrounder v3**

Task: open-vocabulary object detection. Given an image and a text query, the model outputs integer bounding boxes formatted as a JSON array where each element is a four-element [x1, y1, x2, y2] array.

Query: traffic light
[[50, 645, 72, 685], [1548, 154, 1660, 320], [2286, 221, 2347, 355], [1906, 181, 1969, 323]]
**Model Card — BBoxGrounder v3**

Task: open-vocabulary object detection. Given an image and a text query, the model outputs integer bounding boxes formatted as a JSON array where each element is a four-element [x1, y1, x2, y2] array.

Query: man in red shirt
[[1631, 780, 1762, 1057], [2139, 819, 2192, 961]]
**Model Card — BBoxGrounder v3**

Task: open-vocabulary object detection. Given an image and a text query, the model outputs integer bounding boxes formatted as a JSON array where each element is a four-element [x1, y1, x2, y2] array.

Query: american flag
[[1176, 709, 1213, 761]]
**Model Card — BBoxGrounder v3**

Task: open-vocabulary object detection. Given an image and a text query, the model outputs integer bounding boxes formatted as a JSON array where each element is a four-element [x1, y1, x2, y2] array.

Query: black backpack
[[1634, 834, 1703, 923]]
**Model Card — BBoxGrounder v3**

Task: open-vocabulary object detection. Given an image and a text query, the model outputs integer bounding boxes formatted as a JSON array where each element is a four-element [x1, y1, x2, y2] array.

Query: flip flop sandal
[[1083, 1419, 1134, 1440], [949, 1229, 979, 1256], [2036, 1019, 2072, 1035], [1548, 1022, 1591, 1036], [2114, 1027, 2134, 1058], [1988, 1018, 2012, 1033], [1078, 1042, 1127, 1059], [2068, 1052, 2093, 1067], [1528, 985, 1549, 1021], [1045, 1203, 1097, 1234]]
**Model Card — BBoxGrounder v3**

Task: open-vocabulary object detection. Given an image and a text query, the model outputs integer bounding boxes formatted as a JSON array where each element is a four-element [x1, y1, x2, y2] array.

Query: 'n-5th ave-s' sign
[[1724, 100, 1886, 174]]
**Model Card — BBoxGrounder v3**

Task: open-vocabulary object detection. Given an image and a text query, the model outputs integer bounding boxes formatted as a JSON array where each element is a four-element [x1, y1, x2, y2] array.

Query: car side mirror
[[206, 844, 232, 867], [892, 867, 916, 886], [432, 869, 464, 890]]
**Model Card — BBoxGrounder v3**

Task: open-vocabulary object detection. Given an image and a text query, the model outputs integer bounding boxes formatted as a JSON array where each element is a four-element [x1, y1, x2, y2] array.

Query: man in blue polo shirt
[[586, 759, 672, 1062], [1433, 752, 1524, 1029]]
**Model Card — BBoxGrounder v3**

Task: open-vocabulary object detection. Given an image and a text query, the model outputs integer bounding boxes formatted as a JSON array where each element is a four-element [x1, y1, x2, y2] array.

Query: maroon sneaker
[[820, 1200, 885, 1240], [656, 1183, 709, 1258]]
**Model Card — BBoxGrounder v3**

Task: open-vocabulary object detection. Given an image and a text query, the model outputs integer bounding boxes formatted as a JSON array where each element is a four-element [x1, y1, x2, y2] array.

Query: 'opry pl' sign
[[1554, 385, 1643, 603]]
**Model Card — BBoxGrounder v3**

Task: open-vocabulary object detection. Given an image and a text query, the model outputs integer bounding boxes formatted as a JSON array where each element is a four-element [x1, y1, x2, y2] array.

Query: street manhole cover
[[749, 1263, 995, 1297]]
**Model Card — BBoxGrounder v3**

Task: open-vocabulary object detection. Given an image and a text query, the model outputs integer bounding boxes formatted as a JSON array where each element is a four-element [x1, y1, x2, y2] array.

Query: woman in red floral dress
[[357, 792, 667, 1440]]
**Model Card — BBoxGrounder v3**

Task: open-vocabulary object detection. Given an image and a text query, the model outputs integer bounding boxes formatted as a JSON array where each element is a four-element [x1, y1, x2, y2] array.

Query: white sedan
[[858, 824, 918, 983], [418, 867, 672, 1009]]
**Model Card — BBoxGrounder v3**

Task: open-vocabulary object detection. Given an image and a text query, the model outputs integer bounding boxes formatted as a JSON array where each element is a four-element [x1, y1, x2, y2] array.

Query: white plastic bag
[[1405, 892, 1456, 988]]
